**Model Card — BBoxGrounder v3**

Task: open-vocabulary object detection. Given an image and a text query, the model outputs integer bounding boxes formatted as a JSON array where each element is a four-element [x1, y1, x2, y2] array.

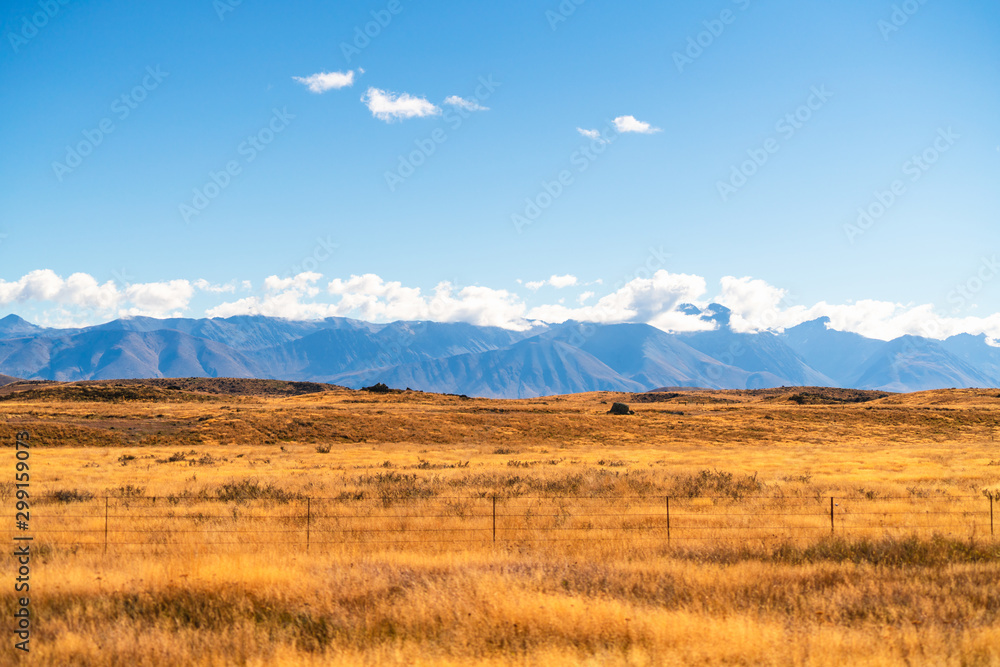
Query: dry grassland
[[1, 380, 999, 665]]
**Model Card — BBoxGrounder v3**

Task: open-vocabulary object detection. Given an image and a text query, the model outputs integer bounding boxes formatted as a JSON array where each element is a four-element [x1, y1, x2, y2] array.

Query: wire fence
[[4, 493, 996, 551]]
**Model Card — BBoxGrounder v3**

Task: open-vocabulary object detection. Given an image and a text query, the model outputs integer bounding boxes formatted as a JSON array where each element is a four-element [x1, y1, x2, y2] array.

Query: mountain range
[[1, 307, 997, 397]]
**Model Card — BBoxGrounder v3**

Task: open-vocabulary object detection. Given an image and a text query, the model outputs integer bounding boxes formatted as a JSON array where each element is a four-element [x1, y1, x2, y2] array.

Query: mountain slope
[[257, 320, 531, 380], [781, 317, 885, 385], [331, 337, 645, 398], [938, 334, 1000, 386], [0, 312, 996, 395], [850, 336, 994, 391], [676, 306, 834, 388], [541, 322, 750, 389], [0, 315, 45, 339], [0, 330, 262, 381], [87, 315, 368, 352]]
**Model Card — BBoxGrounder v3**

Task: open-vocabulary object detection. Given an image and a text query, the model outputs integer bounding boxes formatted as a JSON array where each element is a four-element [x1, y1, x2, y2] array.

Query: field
[[2, 379, 1000, 666]]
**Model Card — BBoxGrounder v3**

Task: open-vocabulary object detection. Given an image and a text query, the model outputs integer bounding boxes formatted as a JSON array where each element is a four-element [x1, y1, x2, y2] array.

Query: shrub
[[215, 478, 301, 504], [113, 484, 145, 499], [672, 469, 765, 500], [51, 489, 95, 503]]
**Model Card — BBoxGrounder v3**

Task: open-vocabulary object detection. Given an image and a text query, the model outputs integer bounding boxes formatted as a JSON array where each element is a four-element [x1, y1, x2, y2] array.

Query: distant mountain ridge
[[0, 311, 996, 397]]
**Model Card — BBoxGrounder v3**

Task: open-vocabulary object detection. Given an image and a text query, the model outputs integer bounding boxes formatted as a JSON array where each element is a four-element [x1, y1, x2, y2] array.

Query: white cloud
[[123, 280, 195, 318], [264, 272, 322, 296], [193, 279, 237, 294], [209, 274, 531, 329], [613, 115, 661, 134], [329, 275, 528, 328], [293, 70, 357, 93], [708, 275, 1000, 341], [328, 273, 426, 321], [361, 87, 440, 122], [796, 301, 1000, 342], [526, 270, 709, 332], [208, 272, 330, 319], [62, 273, 121, 311], [444, 96, 488, 111], [0, 271, 218, 322], [0, 270, 120, 311], [549, 274, 578, 289], [577, 127, 602, 140], [715, 276, 804, 333], [523, 274, 578, 291], [13, 270, 1000, 343], [427, 283, 528, 329], [206, 292, 339, 320]]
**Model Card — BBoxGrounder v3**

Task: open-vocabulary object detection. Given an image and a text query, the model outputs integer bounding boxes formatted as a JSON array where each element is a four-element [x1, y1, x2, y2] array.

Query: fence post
[[306, 497, 311, 551], [991, 495, 994, 538], [830, 497, 834, 534], [104, 496, 109, 553], [492, 495, 497, 543], [666, 496, 671, 543]]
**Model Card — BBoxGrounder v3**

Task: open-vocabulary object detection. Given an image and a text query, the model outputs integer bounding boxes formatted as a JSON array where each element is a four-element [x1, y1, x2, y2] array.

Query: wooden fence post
[[991, 495, 994, 538], [830, 497, 835, 534], [666, 496, 671, 543]]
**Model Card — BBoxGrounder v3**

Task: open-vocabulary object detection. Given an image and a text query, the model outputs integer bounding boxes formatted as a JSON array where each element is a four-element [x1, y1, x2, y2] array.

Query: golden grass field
[[2, 379, 1000, 666]]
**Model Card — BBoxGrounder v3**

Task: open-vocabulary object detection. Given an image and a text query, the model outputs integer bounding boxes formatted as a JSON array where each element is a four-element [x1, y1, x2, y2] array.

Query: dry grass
[[2, 382, 1000, 665]]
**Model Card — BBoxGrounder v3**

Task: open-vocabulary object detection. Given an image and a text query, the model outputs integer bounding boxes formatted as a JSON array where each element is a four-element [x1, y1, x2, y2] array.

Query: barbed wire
[[4, 493, 995, 550]]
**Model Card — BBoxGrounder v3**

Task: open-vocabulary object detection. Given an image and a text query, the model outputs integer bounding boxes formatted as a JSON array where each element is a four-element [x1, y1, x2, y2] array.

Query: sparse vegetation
[[2, 380, 1000, 664], [215, 478, 302, 504], [49, 488, 95, 503]]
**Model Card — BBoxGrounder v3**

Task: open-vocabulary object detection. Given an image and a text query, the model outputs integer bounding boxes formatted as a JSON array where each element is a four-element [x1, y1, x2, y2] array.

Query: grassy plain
[[1, 379, 999, 665]]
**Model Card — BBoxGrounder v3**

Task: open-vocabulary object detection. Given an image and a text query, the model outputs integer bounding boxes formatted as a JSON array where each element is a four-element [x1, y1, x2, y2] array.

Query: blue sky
[[1, 0, 998, 339]]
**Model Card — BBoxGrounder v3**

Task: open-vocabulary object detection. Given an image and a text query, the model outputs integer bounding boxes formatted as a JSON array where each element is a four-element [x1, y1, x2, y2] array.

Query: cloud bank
[[5, 269, 1000, 342]]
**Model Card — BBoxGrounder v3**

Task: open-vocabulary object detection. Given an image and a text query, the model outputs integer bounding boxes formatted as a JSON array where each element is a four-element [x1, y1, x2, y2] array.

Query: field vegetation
[[1, 380, 999, 665]]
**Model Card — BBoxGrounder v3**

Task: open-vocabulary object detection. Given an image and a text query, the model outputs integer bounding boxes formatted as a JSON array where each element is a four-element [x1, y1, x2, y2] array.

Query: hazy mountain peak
[[699, 303, 732, 328]]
